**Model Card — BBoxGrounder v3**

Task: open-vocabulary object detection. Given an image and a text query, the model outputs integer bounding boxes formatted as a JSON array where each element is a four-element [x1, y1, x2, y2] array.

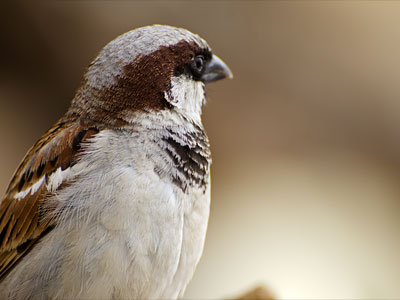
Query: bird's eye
[[191, 55, 205, 75]]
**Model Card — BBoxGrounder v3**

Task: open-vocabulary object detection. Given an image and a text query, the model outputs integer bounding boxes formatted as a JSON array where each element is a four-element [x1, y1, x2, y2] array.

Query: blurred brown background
[[2, 1, 400, 299]]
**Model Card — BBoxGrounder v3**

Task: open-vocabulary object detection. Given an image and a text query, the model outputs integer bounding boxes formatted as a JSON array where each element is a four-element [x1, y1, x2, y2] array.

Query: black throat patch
[[156, 127, 211, 193]]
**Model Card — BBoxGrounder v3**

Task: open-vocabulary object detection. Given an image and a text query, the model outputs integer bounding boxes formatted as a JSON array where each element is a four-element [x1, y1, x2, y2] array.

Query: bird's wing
[[0, 119, 98, 280]]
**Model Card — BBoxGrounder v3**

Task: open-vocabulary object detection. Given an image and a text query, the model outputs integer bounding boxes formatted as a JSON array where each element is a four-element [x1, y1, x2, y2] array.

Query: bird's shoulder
[[0, 119, 99, 279]]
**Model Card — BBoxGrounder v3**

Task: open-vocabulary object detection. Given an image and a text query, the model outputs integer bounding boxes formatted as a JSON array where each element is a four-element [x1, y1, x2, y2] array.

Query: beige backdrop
[[2, 1, 400, 299]]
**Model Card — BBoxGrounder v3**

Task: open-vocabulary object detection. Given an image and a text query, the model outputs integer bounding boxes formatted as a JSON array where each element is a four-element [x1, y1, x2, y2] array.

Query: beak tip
[[216, 55, 233, 80], [202, 54, 233, 83], [227, 69, 234, 79]]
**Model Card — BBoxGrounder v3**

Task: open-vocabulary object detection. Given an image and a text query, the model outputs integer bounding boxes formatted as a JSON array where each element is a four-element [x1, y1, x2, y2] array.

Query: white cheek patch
[[86, 25, 209, 90], [164, 75, 205, 125]]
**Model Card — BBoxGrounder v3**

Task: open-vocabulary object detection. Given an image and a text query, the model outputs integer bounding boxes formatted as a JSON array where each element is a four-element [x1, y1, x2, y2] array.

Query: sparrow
[[0, 24, 232, 299]]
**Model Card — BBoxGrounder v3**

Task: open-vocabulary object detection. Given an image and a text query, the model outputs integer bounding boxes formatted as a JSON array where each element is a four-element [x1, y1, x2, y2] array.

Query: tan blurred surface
[[2, 1, 400, 299], [232, 285, 275, 300]]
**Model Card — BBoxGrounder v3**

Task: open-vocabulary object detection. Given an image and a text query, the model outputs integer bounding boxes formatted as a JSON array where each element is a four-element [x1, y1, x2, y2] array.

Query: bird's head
[[68, 25, 232, 127]]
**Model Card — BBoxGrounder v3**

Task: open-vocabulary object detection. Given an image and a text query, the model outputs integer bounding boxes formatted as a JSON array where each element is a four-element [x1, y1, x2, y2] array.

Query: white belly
[[1, 130, 210, 299]]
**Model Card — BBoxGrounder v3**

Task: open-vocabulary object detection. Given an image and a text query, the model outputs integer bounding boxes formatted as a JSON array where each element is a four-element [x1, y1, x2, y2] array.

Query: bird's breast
[[60, 128, 211, 299]]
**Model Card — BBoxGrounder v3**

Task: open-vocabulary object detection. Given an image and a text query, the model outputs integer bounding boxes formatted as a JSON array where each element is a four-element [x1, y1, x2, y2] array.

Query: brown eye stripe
[[68, 40, 208, 127]]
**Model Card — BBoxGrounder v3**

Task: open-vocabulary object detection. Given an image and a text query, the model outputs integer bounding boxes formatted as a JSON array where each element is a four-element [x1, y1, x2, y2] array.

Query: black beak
[[201, 55, 233, 84]]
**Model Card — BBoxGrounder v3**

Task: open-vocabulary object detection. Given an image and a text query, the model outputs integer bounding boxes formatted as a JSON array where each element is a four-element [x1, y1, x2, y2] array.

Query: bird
[[0, 24, 232, 299]]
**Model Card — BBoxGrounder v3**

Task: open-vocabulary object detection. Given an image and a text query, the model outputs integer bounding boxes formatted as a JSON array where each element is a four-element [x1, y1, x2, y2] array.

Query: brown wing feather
[[0, 119, 99, 280]]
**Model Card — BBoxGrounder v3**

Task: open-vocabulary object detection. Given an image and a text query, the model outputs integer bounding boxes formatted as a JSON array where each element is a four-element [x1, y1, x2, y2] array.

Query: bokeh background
[[2, 1, 400, 299]]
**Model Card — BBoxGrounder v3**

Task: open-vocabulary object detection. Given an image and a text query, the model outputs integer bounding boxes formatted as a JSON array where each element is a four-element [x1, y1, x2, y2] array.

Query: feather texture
[[0, 119, 98, 279], [0, 24, 231, 299]]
